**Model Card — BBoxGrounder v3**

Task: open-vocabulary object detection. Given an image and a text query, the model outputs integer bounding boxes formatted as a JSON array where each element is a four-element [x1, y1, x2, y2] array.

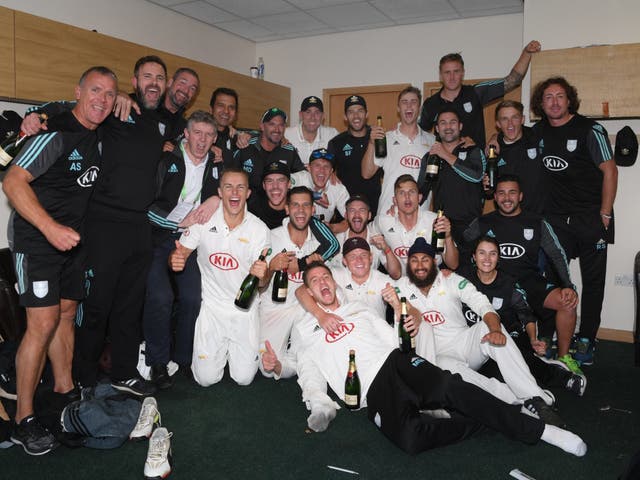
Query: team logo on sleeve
[[325, 322, 354, 343], [566, 139, 577, 152], [523, 228, 534, 240], [527, 148, 537, 159], [77, 166, 99, 188], [458, 279, 468, 289], [209, 252, 239, 270], [463, 102, 473, 113], [492, 297, 503, 310], [464, 307, 481, 325], [422, 310, 444, 326], [399, 155, 421, 169]]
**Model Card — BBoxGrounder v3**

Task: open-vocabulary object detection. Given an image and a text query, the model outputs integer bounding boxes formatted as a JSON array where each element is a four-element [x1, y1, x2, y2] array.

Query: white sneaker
[[130, 397, 160, 441], [144, 427, 172, 479]]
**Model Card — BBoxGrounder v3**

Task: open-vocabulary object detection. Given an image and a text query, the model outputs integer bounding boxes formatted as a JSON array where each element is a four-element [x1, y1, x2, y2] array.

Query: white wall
[[0, 0, 256, 74], [523, 0, 640, 334], [257, 13, 524, 123]]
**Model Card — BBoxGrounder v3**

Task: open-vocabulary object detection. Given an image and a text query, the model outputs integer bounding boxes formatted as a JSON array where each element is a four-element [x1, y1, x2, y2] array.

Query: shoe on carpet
[[523, 396, 566, 428], [144, 427, 172, 479], [573, 337, 595, 366], [151, 365, 173, 390], [111, 376, 157, 397], [565, 373, 587, 397], [558, 354, 584, 376], [10, 414, 59, 455], [130, 397, 161, 441]]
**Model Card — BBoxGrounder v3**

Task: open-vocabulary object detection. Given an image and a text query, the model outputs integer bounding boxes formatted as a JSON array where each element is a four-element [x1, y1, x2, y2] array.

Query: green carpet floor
[[4, 340, 640, 479]]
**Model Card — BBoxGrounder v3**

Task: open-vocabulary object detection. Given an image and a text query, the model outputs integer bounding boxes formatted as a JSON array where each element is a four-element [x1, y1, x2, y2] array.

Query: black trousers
[[546, 211, 611, 340], [73, 218, 152, 385], [366, 350, 544, 455]]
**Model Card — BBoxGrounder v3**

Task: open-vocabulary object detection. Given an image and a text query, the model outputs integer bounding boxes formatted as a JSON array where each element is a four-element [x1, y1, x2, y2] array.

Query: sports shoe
[[565, 373, 587, 396], [523, 396, 566, 428], [573, 337, 595, 366], [558, 354, 584, 376], [144, 427, 172, 479], [10, 415, 59, 455], [112, 376, 157, 397], [0, 372, 16, 400], [151, 365, 173, 390], [130, 397, 161, 441]]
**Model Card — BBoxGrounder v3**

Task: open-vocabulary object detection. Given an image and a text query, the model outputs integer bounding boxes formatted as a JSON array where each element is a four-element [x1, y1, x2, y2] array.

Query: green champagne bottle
[[271, 249, 288, 303], [0, 114, 48, 167], [398, 297, 415, 353], [374, 115, 387, 158], [431, 209, 445, 253], [344, 349, 360, 410], [235, 248, 271, 309], [486, 145, 499, 195]]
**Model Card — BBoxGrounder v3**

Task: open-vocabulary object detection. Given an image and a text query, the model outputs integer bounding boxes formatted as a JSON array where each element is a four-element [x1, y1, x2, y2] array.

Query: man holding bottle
[[169, 168, 270, 386]]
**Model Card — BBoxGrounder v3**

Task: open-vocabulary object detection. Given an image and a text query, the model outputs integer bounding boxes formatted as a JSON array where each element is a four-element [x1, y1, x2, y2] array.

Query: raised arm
[[504, 40, 542, 93]]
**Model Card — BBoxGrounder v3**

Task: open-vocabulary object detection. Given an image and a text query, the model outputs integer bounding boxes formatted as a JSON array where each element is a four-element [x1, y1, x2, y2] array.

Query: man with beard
[[429, 107, 484, 250], [329, 195, 401, 280], [397, 238, 563, 426], [463, 176, 581, 374], [530, 76, 617, 366], [21, 56, 176, 395], [4, 67, 117, 455], [234, 107, 306, 199], [285, 96, 338, 166], [170, 169, 270, 386], [362, 86, 436, 215], [327, 95, 382, 216], [419, 42, 541, 148], [258, 186, 330, 379], [268, 262, 587, 457], [142, 111, 221, 389], [376, 175, 458, 274]]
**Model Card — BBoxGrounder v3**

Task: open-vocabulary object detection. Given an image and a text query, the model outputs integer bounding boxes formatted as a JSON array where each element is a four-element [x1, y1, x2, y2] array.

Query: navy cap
[[344, 95, 366, 113], [614, 126, 638, 167], [261, 107, 287, 123], [309, 148, 334, 166], [262, 161, 291, 180], [408, 237, 436, 259], [342, 236, 371, 256], [345, 194, 371, 210], [301, 96, 323, 112]]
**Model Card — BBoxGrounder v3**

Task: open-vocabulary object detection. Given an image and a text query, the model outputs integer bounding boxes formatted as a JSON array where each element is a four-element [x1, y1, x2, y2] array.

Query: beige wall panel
[[0, 6, 15, 98]]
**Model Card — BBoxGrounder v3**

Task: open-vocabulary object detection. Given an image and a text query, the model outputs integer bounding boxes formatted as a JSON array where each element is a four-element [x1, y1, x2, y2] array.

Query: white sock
[[541, 424, 587, 457]]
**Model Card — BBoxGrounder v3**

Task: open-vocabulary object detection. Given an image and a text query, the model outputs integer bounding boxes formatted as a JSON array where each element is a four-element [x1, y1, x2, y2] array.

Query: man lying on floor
[[261, 261, 587, 457]]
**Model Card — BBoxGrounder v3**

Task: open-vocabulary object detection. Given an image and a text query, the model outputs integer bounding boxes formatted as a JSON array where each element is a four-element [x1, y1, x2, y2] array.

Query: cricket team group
[[3, 36, 618, 463]]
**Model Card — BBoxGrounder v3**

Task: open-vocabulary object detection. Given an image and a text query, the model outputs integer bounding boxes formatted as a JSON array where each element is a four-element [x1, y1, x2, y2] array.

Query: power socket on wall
[[613, 274, 634, 287]]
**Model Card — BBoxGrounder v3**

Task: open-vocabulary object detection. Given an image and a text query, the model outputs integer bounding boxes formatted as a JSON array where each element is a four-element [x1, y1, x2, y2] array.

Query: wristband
[[600, 213, 612, 219], [384, 247, 391, 255]]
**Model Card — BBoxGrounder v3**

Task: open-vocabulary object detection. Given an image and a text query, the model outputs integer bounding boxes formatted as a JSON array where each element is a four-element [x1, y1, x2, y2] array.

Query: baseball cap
[[345, 194, 371, 210], [344, 95, 367, 113], [614, 126, 638, 167], [261, 107, 287, 124], [262, 161, 291, 180], [408, 237, 436, 259], [309, 148, 334, 166], [342, 236, 371, 256], [301, 96, 323, 112]]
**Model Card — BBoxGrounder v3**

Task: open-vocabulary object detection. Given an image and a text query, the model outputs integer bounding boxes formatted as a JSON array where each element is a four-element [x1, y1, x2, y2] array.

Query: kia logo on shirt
[[399, 155, 421, 169], [422, 310, 444, 326], [394, 246, 408, 258], [76, 166, 99, 188], [325, 322, 354, 343], [288, 271, 304, 284], [543, 156, 568, 171], [209, 252, 239, 270], [500, 243, 525, 259]]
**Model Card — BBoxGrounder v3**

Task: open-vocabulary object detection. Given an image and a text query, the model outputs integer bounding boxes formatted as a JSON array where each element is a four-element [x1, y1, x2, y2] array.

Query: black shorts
[[12, 249, 86, 307], [517, 273, 556, 316]]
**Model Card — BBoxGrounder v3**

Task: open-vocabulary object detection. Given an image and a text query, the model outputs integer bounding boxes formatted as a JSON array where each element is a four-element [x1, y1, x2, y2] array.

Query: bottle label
[[436, 237, 445, 249], [344, 394, 359, 406], [411, 336, 416, 348], [0, 148, 12, 166], [277, 288, 287, 298], [235, 290, 242, 302], [426, 164, 439, 175]]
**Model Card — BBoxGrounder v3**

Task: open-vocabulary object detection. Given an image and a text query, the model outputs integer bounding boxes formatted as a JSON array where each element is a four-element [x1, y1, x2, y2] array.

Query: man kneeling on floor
[[264, 262, 586, 456]]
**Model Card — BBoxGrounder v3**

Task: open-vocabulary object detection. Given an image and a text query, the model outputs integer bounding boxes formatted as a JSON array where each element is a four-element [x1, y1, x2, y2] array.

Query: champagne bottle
[[235, 248, 271, 309], [398, 297, 415, 353], [344, 349, 361, 410], [425, 154, 442, 181], [271, 248, 288, 303], [486, 145, 499, 194], [431, 209, 445, 253], [0, 114, 48, 167], [374, 115, 387, 158]]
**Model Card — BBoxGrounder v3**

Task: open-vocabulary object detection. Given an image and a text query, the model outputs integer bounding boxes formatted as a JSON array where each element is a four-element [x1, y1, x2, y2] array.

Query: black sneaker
[[150, 365, 173, 390], [523, 396, 566, 428], [111, 377, 157, 397], [565, 373, 587, 397], [10, 415, 59, 455]]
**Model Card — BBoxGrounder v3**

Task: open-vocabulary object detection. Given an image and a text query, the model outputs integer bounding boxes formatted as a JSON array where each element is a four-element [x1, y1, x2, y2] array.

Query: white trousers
[[257, 301, 303, 379]]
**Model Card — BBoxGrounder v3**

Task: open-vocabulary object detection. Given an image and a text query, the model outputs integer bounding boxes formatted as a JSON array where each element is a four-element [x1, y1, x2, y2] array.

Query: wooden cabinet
[[0, 7, 15, 98]]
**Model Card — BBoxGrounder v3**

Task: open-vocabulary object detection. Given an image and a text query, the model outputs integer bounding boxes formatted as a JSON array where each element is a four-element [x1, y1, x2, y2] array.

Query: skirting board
[[597, 327, 634, 343]]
